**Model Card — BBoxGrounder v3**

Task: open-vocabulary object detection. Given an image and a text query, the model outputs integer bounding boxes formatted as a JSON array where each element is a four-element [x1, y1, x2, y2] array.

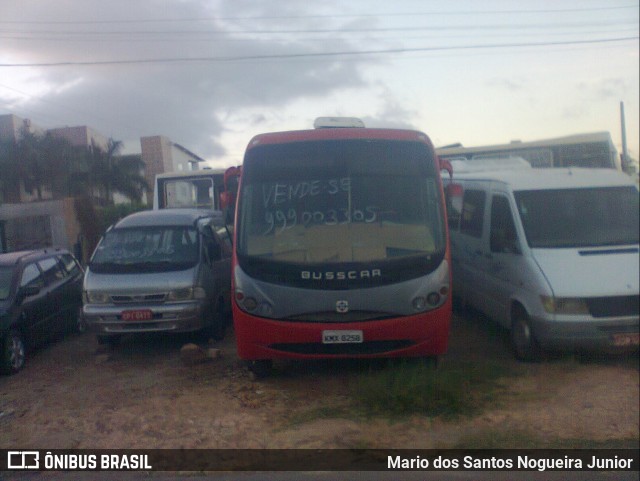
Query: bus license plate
[[121, 310, 153, 321], [322, 330, 363, 344]]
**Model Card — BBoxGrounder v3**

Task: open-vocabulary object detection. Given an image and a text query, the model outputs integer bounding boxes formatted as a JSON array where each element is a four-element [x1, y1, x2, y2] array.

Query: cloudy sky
[[1, 0, 638, 169]]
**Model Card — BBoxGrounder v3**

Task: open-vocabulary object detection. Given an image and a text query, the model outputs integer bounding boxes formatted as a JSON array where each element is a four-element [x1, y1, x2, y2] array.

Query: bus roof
[[436, 131, 614, 158], [246, 127, 435, 150], [155, 168, 226, 180], [452, 167, 636, 191]]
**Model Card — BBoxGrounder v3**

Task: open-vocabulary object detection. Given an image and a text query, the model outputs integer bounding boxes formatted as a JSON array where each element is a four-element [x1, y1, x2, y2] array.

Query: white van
[[445, 158, 639, 360]]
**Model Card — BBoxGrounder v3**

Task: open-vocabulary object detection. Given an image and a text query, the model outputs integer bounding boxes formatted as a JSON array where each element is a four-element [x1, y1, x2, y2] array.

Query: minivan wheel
[[97, 334, 121, 346], [511, 313, 541, 362], [204, 301, 227, 341], [1, 330, 26, 375], [75, 307, 87, 333]]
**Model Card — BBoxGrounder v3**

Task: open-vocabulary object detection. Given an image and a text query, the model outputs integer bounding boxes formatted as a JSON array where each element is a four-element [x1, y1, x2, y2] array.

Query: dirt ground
[[0, 311, 638, 449]]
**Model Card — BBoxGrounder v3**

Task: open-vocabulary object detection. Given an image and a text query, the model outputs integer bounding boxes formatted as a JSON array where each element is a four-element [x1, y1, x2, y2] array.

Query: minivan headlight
[[541, 296, 589, 315], [167, 287, 206, 301], [84, 291, 110, 304]]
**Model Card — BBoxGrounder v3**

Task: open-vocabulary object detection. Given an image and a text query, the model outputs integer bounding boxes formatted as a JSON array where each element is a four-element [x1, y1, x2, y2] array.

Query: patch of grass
[[453, 429, 640, 449], [352, 359, 515, 419]]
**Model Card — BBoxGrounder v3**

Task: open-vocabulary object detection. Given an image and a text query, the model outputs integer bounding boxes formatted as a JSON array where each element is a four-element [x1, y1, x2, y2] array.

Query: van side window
[[490, 195, 521, 254], [459, 189, 486, 238]]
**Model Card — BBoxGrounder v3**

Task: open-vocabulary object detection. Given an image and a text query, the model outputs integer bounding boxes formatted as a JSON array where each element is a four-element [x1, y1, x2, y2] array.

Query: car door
[[17, 262, 48, 345], [56, 253, 84, 330], [457, 186, 489, 311], [203, 224, 232, 309], [37, 256, 68, 337], [481, 192, 527, 327]]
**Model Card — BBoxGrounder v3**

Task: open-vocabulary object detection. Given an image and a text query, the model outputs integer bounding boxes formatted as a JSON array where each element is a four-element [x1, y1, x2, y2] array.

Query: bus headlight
[[412, 297, 427, 311], [541, 296, 589, 315]]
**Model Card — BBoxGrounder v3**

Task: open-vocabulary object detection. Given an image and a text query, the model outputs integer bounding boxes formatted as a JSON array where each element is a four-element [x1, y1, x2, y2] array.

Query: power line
[[0, 5, 636, 24], [1, 20, 637, 36], [0, 36, 637, 68]]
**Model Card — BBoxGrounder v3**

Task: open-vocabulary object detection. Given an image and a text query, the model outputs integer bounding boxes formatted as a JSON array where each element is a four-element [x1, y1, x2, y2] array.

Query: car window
[[38, 257, 65, 284], [459, 189, 486, 238], [59, 253, 81, 277], [20, 263, 44, 290]]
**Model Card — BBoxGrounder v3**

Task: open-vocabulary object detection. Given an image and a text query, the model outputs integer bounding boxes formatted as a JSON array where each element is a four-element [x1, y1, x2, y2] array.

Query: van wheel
[[511, 310, 541, 362], [1, 330, 26, 375], [248, 360, 272, 378]]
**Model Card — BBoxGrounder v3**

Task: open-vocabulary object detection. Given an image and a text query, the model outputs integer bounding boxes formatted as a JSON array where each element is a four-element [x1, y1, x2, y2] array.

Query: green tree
[[87, 138, 148, 205], [0, 138, 20, 203]]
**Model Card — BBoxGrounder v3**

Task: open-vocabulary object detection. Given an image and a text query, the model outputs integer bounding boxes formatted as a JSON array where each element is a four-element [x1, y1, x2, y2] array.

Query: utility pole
[[620, 101, 629, 172]]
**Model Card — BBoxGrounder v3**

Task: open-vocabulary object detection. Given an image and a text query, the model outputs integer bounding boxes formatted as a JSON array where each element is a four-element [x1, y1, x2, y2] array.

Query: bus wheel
[[511, 309, 541, 362], [248, 360, 273, 378], [421, 356, 439, 369]]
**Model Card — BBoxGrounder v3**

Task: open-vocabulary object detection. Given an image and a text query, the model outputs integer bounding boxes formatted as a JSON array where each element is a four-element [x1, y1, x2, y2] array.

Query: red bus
[[232, 118, 452, 375]]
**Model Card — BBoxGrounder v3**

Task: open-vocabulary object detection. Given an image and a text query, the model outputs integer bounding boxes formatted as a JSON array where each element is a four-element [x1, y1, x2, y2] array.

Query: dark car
[[0, 248, 84, 374]]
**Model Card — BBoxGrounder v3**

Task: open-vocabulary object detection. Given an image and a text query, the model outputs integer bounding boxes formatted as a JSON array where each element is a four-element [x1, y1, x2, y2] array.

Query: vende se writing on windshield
[[261, 177, 379, 233]]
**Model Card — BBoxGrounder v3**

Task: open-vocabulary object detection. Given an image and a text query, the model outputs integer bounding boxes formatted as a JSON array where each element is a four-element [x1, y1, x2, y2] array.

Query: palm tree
[[88, 138, 148, 204]]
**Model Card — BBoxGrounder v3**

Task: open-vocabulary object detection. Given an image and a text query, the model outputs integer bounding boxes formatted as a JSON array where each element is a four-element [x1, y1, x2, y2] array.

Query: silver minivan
[[83, 209, 232, 345], [445, 159, 639, 360]]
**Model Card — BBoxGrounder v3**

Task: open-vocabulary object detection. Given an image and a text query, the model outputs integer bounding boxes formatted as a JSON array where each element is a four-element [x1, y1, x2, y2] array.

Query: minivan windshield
[[0, 266, 13, 300], [90, 226, 199, 273], [515, 186, 639, 248]]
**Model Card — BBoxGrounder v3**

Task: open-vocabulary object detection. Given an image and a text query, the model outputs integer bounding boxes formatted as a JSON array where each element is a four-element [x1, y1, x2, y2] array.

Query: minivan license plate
[[121, 310, 153, 321], [322, 330, 363, 344]]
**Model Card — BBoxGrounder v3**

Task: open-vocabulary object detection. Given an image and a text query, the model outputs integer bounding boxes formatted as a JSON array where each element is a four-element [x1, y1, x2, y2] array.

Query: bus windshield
[[237, 139, 445, 281], [515, 186, 639, 248]]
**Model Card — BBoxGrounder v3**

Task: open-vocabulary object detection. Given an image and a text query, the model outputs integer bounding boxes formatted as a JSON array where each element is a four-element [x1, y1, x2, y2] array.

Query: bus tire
[[248, 360, 272, 378]]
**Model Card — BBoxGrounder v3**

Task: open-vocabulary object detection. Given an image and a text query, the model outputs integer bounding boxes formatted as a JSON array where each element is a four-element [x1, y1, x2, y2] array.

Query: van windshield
[[514, 186, 639, 248], [90, 226, 199, 273]]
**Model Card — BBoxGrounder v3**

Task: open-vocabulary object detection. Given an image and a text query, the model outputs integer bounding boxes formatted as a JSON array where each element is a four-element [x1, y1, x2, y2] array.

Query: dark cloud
[[0, 0, 374, 159]]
